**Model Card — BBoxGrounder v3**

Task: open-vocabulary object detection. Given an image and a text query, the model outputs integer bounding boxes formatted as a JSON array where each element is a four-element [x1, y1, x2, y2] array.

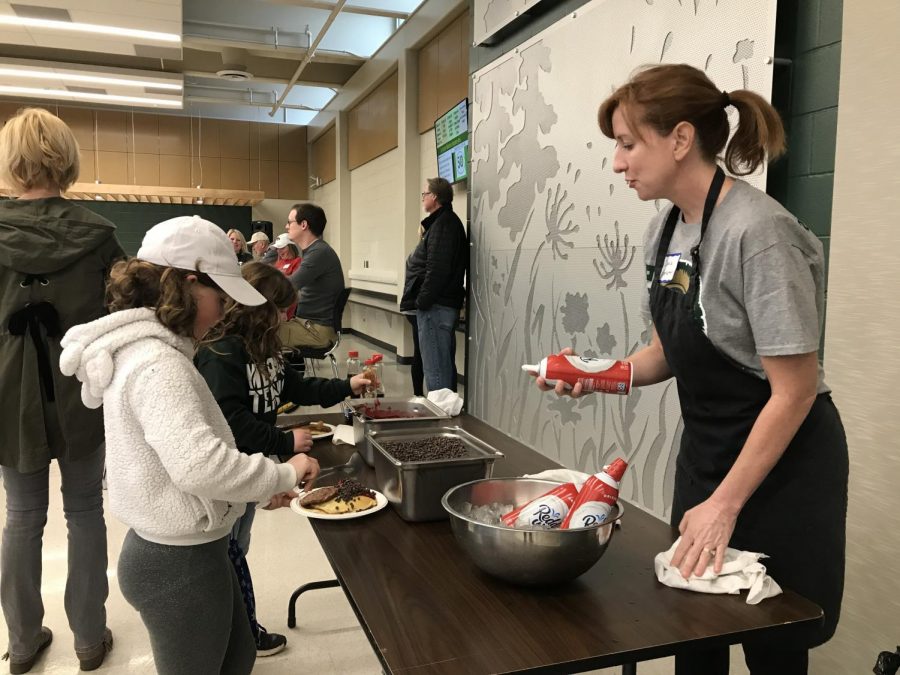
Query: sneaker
[[255, 626, 286, 657], [77, 628, 113, 671], [2, 626, 53, 674]]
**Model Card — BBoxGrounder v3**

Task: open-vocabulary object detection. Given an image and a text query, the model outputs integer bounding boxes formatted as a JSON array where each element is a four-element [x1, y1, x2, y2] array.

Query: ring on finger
[[702, 546, 716, 556]]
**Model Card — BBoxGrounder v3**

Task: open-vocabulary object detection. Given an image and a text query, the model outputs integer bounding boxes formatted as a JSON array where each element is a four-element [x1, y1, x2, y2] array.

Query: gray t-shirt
[[288, 238, 345, 325], [641, 179, 829, 393]]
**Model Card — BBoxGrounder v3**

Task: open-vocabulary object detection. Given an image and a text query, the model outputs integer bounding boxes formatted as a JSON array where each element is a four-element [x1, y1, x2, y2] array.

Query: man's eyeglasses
[[286, 219, 300, 226], [421, 192, 433, 199]]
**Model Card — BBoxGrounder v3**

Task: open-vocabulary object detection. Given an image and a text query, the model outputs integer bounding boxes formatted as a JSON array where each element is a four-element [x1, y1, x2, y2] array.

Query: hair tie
[[721, 90, 731, 109]]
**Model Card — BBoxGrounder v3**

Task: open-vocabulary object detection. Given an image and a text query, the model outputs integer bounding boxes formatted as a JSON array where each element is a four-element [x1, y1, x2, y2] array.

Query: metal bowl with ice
[[442, 478, 622, 587]]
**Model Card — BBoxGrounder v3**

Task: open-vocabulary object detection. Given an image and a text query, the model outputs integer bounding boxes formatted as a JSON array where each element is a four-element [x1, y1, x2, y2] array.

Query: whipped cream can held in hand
[[500, 482, 579, 529], [561, 458, 628, 529], [522, 355, 633, 395]]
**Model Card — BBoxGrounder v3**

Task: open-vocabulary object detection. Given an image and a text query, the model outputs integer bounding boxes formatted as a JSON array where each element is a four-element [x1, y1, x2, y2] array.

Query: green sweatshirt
[[195, 335, 352, 456]]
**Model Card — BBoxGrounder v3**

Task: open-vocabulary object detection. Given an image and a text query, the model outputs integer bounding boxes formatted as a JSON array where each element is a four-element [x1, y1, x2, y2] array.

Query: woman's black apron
[[649, 168, 848, 646]]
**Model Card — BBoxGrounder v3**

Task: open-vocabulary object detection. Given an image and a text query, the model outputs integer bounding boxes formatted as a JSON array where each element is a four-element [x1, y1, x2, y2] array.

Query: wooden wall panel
[[220, 120, 250, 159], [348, 71, 399, 170], [58, 106, 95, 151], [417, 11, 470, 133], [129, 153, 160, 186], [158, 115, 191, 156], [96, 111, 127, 152], [278, 161, 307, 199], [97, 151, 128, 183], [0, 101, 303, 199], [192, 157, 220, 189], [220, 158, 249, 191], [196, 117, 220, 158], [77, 150, 96, 183], [311, 124, 336, 185], [279, 125, 307, 162], [159, 155, 191, 187], [251, 123, 279, 161], [128, 113, 159, 155], [250, 160, 280, 198]]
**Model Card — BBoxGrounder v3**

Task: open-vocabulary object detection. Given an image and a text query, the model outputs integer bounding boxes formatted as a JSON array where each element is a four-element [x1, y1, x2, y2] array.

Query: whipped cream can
[[500, 482, 578, 529], [522, 355, 632, 395], [561, 458, 628, 529]]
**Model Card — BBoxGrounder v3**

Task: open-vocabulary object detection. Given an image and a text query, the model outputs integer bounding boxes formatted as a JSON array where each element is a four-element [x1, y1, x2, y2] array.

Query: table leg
[[287, 579, 340, 628], [621, 663, 638, 675]]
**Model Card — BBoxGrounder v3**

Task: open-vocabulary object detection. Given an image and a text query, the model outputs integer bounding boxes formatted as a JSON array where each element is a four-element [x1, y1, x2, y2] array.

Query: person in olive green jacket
[[0, 108, 123, 673]]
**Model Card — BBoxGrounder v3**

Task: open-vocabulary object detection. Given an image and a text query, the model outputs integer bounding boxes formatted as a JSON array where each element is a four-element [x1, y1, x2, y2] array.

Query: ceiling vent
[[217, 47, 253, 81], [215, 68, 253, 81]]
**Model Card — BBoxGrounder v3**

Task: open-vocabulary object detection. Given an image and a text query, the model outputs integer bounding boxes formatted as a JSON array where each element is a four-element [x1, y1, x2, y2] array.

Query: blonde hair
[[226, 228, 249, 254], [0, 107, 80, 193], [598, 64, 785, 176]]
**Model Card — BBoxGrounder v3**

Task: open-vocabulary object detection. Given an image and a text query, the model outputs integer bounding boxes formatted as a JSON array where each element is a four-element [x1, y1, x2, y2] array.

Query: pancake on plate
[[307, 478, 378, 515]]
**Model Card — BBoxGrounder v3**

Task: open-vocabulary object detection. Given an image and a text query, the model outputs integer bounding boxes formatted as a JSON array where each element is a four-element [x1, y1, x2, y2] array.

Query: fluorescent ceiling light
[[0, 16, 180, 44], [0, 85, 182, 107], [0, 67, 182, 91]]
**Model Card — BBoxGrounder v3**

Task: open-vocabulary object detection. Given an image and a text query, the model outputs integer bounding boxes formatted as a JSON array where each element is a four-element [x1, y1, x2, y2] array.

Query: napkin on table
[[654, 536, 782, 605], [331, 424, 356, 446], [427, 388, 463, 416]]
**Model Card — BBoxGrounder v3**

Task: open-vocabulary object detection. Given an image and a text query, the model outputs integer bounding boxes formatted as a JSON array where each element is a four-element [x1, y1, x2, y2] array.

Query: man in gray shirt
[[278, 202, 345, 349]]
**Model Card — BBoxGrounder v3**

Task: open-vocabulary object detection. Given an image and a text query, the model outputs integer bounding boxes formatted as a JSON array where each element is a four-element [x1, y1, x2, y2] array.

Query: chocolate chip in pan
[[299, 486, 338, 508]]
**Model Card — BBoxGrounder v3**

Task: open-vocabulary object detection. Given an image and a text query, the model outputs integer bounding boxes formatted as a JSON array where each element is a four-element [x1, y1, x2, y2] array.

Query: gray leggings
[[1, 449, 108, 658], [117, 531, 255, 675]]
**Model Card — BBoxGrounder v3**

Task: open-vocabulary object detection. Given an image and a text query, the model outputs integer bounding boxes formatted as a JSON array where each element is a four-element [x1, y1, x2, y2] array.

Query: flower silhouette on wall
[[544, 182, 579, 260], [596, 323, 618, 354], [561, 292, 589, 335], [594, 220, 636, 290], [547, 396, 582, 426]]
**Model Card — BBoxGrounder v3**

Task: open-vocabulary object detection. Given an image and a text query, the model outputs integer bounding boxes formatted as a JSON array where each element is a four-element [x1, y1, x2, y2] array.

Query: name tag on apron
[[659, 252, 681, 284]]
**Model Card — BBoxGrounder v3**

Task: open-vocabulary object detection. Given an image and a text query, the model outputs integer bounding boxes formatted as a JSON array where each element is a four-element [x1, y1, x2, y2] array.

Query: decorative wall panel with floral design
[[469, 0, 777, 520], [474, 0, 550, 45]]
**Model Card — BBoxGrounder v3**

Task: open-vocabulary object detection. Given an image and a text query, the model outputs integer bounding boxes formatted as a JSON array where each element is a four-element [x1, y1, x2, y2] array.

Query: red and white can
[[522, 355, 632, 395], [500, 482, 578, 529], [561, 458, 628, 529]]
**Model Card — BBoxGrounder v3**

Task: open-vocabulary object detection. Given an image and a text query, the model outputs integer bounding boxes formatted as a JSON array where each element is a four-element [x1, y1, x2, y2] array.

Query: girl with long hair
[[195, 262, 369, 656]]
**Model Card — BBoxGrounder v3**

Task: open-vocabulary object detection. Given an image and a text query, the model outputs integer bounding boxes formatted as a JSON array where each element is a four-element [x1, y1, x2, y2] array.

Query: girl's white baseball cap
[[136, 216, 266, 306]]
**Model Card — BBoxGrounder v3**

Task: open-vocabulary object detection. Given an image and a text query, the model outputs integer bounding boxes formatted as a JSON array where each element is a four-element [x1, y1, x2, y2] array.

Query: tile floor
[[0, 335, 748, 674]]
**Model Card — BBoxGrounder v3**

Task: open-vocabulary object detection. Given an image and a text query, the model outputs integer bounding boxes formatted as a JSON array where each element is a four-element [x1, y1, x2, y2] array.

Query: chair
[[284, 287, 352, 378]]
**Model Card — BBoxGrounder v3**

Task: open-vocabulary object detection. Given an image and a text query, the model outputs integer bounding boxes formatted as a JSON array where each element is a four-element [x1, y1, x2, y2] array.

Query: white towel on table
[[427, 389, 463, 416], [331, 424, 356, 446], [654, 536, 782, 605]]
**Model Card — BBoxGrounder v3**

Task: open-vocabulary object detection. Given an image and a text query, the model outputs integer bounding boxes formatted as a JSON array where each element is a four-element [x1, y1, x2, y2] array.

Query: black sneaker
[[256, 626, 286, 657]]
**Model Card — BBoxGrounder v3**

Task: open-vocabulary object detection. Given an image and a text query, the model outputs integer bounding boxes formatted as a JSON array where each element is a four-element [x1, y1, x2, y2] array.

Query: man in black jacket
[[399, 177, 466, 392]]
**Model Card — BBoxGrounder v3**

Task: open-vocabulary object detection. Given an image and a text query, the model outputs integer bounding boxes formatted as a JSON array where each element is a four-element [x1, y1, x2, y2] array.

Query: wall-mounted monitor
[[435, 98, 469, 184]]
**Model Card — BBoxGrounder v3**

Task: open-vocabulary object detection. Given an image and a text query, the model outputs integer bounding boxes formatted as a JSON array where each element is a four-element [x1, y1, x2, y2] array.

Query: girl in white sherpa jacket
[[60, 215, 318, 675]]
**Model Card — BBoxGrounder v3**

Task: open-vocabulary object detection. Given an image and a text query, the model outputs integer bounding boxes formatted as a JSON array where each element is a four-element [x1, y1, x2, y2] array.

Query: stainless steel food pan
[[368, 426, 504, 522], [351, 397, 450, 466]]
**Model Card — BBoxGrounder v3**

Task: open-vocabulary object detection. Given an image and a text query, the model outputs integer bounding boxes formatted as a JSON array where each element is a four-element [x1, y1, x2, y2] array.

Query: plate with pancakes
[[280, 420, 336, 441], [290, 478, 387, 520]]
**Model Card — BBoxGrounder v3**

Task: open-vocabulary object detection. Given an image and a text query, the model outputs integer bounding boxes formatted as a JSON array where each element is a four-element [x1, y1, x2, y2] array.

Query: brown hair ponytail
[[598, 64, 785, 176]]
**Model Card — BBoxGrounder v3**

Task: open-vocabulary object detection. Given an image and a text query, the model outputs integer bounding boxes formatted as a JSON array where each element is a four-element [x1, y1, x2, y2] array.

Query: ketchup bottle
[[560, 458, 628, 529], [522, 354, 632, 394]]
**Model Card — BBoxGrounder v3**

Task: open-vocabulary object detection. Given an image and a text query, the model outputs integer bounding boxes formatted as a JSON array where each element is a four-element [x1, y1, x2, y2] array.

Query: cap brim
[[209, 273, 267, 306]]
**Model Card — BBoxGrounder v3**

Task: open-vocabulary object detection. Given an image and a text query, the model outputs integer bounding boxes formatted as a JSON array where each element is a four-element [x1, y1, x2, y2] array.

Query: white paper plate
[[290, 489, 388, 520], [285, 422, 336, 442]]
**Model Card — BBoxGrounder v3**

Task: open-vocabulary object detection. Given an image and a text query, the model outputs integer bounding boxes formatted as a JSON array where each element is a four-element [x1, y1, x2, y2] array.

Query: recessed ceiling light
[[0, 16, 180, 44], [0, 67, 182, 91], [0, 84, 181, 107]]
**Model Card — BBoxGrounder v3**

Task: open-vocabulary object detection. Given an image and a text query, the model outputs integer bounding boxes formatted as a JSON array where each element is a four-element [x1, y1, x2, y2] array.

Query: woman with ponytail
[[536, 64, 848, 674]]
